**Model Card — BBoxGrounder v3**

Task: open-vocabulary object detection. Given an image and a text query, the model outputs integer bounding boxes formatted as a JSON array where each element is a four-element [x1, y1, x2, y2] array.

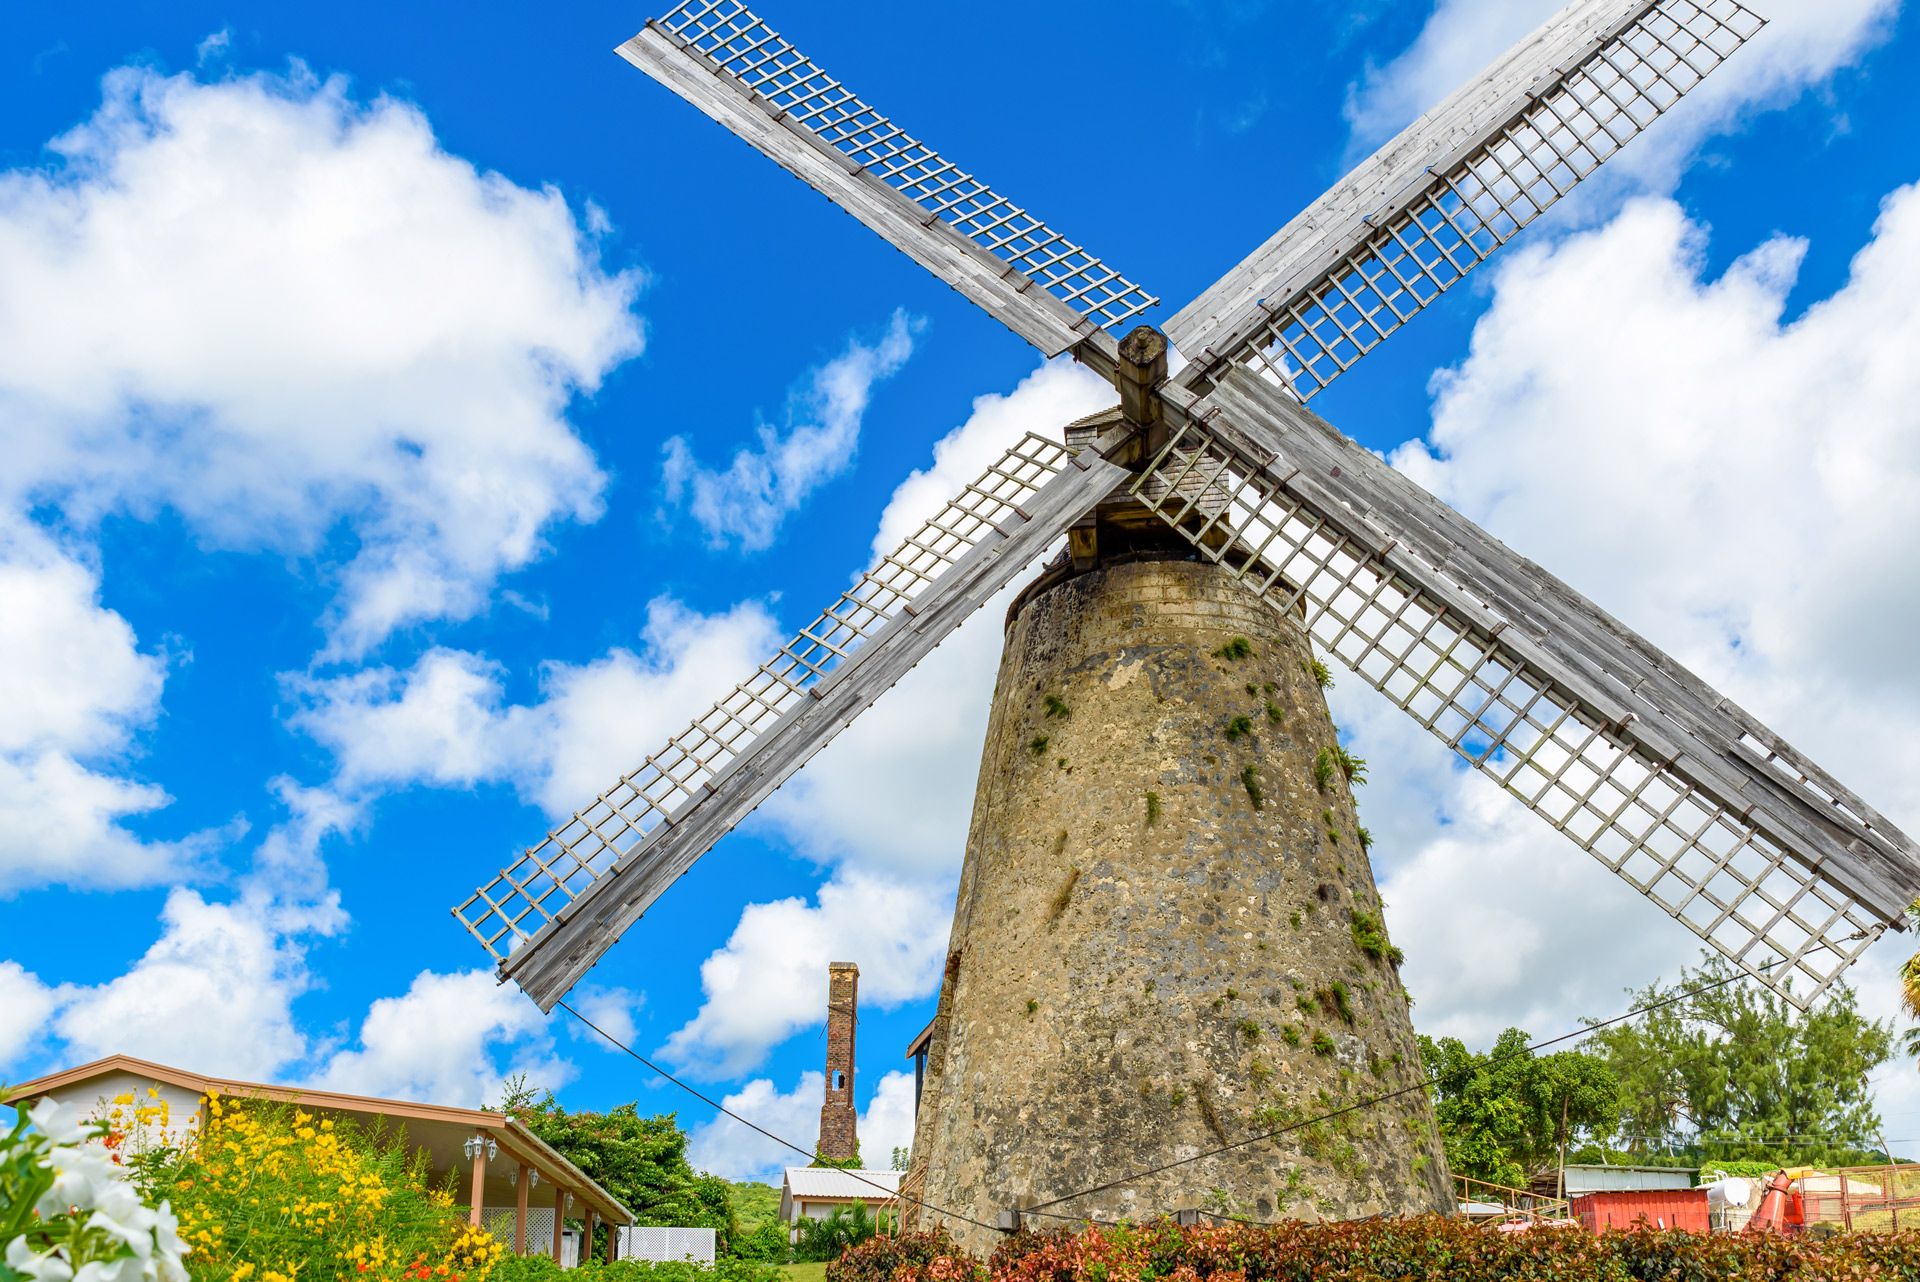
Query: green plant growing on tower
[[1314, 747, 1338, 791], [1238, 1018, 1262, 1041], [1043, 693, 1071, 719], [1326, 980, 1355, 1024], [1144, 791, 1162, 825], [1028, 733, 1049, 756], [1225, 714, 1253, 740], [1306, 659, 1333, 688], [1357, 826, 1373, 851], [1350, 909, 1405, 966], [1312, 1032, 1336, 1056], [1322, 809, 1342, 844], [1265, 701, 1285, 723], [1025, 998, 1038, 1016], [1240, 766, 1264, 809], [1333, 743, 1368, 785], [1215, 636, 1255, 661], [1282, 1025, 1303, 1048]]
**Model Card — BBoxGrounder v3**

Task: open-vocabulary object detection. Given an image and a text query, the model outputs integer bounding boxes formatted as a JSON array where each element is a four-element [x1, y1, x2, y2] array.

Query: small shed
[[779, 1167, 903, 1238]]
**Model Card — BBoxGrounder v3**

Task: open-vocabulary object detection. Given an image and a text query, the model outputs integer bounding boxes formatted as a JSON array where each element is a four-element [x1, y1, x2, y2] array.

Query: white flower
[[72, 1258, 145, 1282], [27, 1099, 88, 1147], [38, 1144, 118, 1217], [5, 1236, 75, 1282], [149, 1201, 189, 1279]]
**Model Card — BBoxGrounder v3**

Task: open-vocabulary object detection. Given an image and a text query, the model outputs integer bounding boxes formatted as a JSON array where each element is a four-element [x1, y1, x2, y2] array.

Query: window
[[833, 1071, 846, 1091]]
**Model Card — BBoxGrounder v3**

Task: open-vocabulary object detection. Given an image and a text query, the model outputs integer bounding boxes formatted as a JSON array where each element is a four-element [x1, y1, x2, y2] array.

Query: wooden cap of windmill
[[817, 962, 859, 1163]]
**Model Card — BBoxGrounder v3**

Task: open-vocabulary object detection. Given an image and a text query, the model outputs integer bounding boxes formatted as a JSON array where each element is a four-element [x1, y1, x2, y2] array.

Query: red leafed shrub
[[853, 1217, 1920, 1282], [826, 1228, 981, 1282]]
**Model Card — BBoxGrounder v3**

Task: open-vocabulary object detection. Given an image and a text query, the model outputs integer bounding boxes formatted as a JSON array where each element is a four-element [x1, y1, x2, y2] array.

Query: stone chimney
[[816, 962, 859, 1163]]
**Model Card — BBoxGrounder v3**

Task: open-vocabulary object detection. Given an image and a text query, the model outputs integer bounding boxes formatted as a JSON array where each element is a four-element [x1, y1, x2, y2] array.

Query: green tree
[[1419, 1028, 1621, 1189], [502, 1081, 737, 1256], [1585, 951, 1893, 1165]]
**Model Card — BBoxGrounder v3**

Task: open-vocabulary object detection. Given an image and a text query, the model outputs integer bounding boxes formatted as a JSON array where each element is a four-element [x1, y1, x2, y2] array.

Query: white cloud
[[663, 311, 920, 552], [686, 1068, 917, 1181], [0, 64, 641, 654], [869, 359, 1112, 561], [662, 871, 951, 1077], [1350, 183, 1920, 1079], [289, 597, 782, 816], [317, 969, 571, 1108], [1343, 0, 1897, 187], [0, 519, 199, 893], [52, 888, 315, 1080], [0, 962, 56, 1065]]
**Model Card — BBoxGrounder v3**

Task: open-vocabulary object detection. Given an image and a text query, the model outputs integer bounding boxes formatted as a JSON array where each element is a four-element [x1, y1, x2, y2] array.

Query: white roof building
[[779, 1166, 903, 1228]]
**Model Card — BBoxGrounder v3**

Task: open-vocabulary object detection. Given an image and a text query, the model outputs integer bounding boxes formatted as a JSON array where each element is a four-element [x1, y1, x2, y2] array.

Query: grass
[[1240, 765, 1264, 809], [1043, 693, 1071, 719], [1225, 714, 1253, 740], [1214, 636, 1255, 661], [780, 1263, 829, 1282]]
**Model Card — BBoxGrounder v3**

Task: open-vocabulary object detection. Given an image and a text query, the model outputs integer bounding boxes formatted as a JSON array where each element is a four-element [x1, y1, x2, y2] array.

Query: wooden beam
[[617, 26, 1092, 357], [583, 1208, 596, 1269], [1167, 0, 1648, 368], [1167, 369, 1920, 936], [551, 1186, 565, 1265], [514, 1164, 529, 1255], [467, 1135, 488, 1230], [502, 448, 1131, 1009]]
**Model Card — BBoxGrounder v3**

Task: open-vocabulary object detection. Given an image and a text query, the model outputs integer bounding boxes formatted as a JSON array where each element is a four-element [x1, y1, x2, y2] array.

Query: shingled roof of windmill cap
[[782, 1167, 903, 1199]]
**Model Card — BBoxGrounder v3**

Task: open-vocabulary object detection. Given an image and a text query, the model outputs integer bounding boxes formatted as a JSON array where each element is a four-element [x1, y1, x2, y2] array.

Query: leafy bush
[[826, 1229, 972, 1282], [140, 1090, 501, 1282], [886, 1217, 1920, 1282], [2, 1093, 189, 1282], [794, 1203, 890, 1262], [491, 1259, 779, 1282]]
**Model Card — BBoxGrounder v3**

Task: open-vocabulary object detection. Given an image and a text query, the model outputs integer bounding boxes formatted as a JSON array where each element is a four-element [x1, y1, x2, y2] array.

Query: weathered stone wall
[[907, 558, 1450, 1253], [818, 961, 860, 1162]]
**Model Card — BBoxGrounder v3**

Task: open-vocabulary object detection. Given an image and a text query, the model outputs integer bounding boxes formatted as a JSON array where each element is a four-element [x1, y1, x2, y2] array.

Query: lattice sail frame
[[1213, 0, 1763, 401], [649, 0, 1158, 331], [454, 434, 1087, 964], [1128, 416, 1883, 1004]]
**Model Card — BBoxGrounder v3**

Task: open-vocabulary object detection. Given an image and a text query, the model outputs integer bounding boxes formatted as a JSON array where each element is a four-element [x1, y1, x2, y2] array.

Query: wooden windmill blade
[[454, 434, 1131, 1010], [618, 1, 1157, 360], [1166, 0, 1765, 401], [1128, 371, 1920, 1007]]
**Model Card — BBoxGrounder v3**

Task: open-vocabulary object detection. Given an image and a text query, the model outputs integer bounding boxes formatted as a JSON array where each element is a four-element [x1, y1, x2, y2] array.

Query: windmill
[[453, 0, 1920, 1239]]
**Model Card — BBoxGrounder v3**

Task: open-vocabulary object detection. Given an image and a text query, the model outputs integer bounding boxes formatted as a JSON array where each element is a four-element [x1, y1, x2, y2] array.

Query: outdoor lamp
[[462, 1137, 498, 1162]]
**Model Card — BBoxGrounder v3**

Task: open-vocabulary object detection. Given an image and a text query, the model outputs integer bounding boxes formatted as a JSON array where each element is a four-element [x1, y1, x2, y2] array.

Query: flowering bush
[[137, 1092, 503, 1282], [839, 1217, 1920, 1282], [0, 1092, 190, 1282]]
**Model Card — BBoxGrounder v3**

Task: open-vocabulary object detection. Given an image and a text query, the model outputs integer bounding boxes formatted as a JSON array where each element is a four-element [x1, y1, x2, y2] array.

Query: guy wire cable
[[555, 998, 995, 1231], [1018, 956, 1786, 1221]]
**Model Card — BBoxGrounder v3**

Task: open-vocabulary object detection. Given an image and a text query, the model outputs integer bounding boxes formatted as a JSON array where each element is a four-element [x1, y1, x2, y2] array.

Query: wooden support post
[[1115, 326, 1168, 448], [551, 1187, 565, 1265], [514, 1164, 530, 1255], [583, 1208, 596, 1267], [607, 1222, 619, 1263], [467, 1135, 488, 1229]]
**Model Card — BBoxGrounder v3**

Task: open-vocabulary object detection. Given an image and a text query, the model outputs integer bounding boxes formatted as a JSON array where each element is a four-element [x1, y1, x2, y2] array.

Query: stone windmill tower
[[452, 0, 1920, 1249]]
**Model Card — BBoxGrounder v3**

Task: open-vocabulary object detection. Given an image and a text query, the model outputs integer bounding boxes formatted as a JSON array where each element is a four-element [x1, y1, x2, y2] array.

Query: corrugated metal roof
[[1563, 1165, 1697, 1195], [781, 1167, 903, 1200]]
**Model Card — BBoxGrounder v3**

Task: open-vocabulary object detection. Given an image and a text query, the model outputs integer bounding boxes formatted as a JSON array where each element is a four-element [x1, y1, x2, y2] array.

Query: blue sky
[[4, 0, 1920, 1180]]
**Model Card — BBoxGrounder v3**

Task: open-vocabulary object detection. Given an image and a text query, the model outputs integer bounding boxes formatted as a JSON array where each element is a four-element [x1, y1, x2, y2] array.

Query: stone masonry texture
[[906, 558, 1452, 1253], [818, 961, 860, 1162]]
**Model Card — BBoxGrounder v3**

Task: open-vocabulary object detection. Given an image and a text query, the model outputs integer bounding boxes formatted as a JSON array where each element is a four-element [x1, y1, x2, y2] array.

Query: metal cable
[[554, 999, 993, 1231], [1018, 957, 1784, 1220]]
